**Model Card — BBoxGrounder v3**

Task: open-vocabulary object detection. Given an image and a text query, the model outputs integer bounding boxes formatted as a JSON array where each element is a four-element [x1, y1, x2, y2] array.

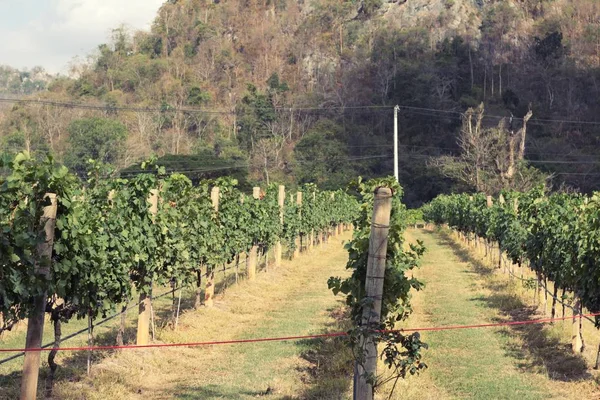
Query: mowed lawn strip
[[399, 229, 553, 400], [51, 233, 352, 400]]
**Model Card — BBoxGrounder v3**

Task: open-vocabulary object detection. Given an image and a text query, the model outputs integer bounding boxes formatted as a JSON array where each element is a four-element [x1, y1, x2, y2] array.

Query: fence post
[[294, 191, 302, 258], [247, 187, 261, 280], [485, 195, 493, 261], [498, 195, 505, 270], [137, 189, 158, 346], [331, 193, 336, 238], [275, 185, 285, 268], [20, 194, 58, 400], [308, 192, 315, 251], [205, 187, 220, 307], [354, 187, 393, 400], [572, 299, 584, 353]]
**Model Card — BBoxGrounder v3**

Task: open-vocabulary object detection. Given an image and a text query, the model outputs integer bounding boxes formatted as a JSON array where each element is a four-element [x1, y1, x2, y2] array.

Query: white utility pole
[[393, 105, 399, 182]]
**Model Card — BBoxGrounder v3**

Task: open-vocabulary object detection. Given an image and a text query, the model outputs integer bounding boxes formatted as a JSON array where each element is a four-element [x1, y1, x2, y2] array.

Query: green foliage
[[0, 152, 77, 330], [1, 132, 27, 154], [295, 120, 354, 189], [329, 176, 427, 389], [361, 0, 383, 15], [237, 83, 278, 151], [52, 162, 132, 320], [0, 153, 359, 333], [187, 86, 211, 105], [65, 118, 128, 174], [122, 151, 249, 189], [423, 188, 600, 327], [405, 209, 423, 226]]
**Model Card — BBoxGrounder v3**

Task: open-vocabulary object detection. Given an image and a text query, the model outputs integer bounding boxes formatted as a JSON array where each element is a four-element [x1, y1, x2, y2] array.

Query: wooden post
[[20, 194, 57, 400], [211, 186, 220, 212], [572, 298, 584, 353], [205, 187, 220, 307], [486, 195, 493, 263], [275, 185, 285, 268], [137, 190, 158, 346], [331, 193, 337, 238], [247, 187, 261, 280], [309, 192, 315, 251], [293, 192, 302, 258], [498, 195, 505, 270], [354, 187, 393, 400], [108, 190, 129, 346]]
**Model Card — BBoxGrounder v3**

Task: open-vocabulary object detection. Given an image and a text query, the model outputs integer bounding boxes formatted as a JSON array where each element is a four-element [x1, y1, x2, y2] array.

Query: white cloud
[[0, 0, 165, 74]]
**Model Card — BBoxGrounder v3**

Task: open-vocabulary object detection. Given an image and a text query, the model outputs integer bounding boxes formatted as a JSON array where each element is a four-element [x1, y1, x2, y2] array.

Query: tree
[[432, 103, 546, 194], [65, 118, 127, 173], [295, 119, 353, 189]]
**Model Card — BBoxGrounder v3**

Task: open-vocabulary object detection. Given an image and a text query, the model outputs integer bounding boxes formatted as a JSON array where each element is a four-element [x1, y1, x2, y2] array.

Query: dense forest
[[2, 0, 600, 205]]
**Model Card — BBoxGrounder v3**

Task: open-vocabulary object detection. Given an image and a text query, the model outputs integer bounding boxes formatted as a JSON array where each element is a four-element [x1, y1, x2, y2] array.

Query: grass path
[[390, 228, 600, 400], [47, 233, 352, 399]]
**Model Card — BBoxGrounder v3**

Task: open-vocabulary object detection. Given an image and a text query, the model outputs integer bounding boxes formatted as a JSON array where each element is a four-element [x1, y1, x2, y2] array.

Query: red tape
[[1, 312, 597, 353]]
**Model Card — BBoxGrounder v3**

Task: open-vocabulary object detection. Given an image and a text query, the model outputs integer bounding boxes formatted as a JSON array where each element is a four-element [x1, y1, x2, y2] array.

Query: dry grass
[[34, 233, 354, 399]]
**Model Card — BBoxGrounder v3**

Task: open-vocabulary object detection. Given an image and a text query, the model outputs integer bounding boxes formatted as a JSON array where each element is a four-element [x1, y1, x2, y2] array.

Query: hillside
[[2, 0, 600, 204], [0, 65, 54, 95]]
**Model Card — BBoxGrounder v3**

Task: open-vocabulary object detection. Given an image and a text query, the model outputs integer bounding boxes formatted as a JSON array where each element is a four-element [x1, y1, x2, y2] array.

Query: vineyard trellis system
[[329, 177, 427, 399], [0, 152, 359, 398], [422, 187, 600, 367]]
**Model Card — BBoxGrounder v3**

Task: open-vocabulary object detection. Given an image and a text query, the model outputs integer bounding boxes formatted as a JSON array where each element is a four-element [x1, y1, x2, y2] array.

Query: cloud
[[0, 0, 165, 74]]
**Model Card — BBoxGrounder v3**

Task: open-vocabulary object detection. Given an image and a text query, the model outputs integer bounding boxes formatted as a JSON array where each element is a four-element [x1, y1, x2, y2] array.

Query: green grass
[[388, 228, 599, 400]]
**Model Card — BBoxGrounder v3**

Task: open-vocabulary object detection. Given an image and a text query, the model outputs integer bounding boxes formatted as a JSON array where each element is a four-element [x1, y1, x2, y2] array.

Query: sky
[[0, 0, 165, 74]]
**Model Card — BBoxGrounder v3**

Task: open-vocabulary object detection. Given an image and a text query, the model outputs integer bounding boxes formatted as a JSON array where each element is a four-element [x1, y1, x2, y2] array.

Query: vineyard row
[[0, 152, 360, 397], [422, 188, 600, 358]]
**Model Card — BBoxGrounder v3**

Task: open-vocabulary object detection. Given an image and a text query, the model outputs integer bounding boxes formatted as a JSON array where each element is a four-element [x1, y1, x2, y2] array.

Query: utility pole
[[394, 105, 399, 182]]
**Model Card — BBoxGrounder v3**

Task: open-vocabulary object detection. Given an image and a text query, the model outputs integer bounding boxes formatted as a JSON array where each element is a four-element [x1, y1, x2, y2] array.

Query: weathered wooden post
[[498, 194, 505, 271], [20, 194, 58, 400], [331, 193, 336, 238], [486, 195, 493, 262], [275, 185, 285, 268], [108, 190, 128, 347], [204, 187, 220, 307], [247, 187, 261, 280], [308, 192, 315, 251], [354, 187, 393, 400], [293, 191, 302, 258], [572, 300, 584, 353], [136, 189, 158, 346]]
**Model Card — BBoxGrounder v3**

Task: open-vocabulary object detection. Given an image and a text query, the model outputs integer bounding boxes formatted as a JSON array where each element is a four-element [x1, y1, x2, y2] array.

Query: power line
[[527, 160, 600, 165], [400, 152, 600, 166], [556, 172, 600, 176], [4, 97, 600, 126], [117, 154, 393, 177]]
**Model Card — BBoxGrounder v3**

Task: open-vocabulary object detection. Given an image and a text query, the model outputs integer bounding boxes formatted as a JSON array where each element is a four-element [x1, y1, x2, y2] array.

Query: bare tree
[[432, 103, 543, 194]]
